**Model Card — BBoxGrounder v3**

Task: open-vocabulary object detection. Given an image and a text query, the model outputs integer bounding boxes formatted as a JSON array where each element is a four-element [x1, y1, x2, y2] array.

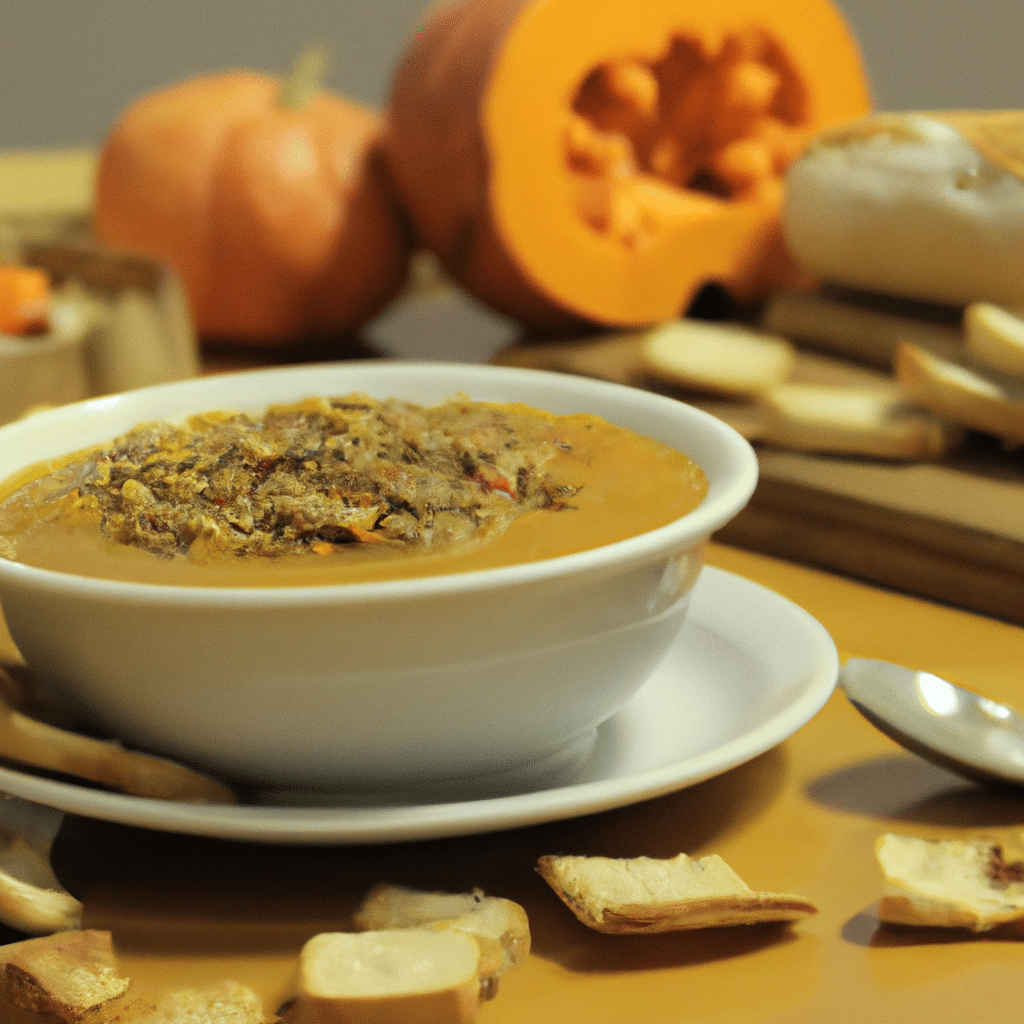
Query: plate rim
[[0, 566, 838, 844]]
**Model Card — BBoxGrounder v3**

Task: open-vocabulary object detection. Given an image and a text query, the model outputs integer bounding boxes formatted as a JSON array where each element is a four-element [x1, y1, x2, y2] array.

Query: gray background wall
[[2, 0, 1021, 150]]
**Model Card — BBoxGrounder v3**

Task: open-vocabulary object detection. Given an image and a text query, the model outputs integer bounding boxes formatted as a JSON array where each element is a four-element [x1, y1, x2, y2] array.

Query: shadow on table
[[50, 746, 789, 967], [822, 756, 1024, 953], [845, 903, 1024, 966], [805, 754, 1024, 828]]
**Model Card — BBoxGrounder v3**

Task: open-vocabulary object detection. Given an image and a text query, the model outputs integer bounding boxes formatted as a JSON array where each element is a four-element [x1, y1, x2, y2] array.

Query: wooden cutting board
[[491, 328, 1024, 627], [717, 443, 1024, 627]]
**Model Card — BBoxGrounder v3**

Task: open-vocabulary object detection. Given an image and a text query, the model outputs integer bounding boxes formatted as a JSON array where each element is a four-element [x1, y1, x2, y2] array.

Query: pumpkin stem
[[279, 43, 331, 111]]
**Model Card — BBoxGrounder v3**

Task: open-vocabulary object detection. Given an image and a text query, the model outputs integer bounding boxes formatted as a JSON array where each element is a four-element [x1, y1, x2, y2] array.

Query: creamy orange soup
[[0, 396, 707, 587]]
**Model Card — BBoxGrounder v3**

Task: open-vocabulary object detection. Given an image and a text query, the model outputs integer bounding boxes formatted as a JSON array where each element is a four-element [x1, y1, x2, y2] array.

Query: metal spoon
[[839, 658, 1024, 789]]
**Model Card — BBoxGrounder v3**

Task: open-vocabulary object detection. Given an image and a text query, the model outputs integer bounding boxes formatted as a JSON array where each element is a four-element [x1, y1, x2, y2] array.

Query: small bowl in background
[[0, 361, 757, 790], [0, 236, 200, 426]]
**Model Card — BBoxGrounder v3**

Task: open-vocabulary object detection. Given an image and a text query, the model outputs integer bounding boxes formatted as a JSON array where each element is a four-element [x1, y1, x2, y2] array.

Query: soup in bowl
[[0, 361, 757, 791]]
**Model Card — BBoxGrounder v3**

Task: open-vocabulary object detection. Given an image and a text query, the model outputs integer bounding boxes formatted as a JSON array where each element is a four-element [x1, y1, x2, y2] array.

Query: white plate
[[0, 567, 837, 845]]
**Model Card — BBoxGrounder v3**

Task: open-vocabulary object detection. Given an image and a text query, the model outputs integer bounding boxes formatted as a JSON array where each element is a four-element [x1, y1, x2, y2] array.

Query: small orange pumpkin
[[94, 49, 413, 345], [385, 0, 871, 332]]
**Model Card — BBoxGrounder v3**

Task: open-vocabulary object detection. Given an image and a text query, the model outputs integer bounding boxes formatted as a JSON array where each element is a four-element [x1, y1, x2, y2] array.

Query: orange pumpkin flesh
[[385, 0, 871, 332], [94, 67, 413, 345]]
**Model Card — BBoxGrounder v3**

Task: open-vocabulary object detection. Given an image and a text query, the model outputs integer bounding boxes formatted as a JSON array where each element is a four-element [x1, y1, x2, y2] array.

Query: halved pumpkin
[[385, 0, 871, 332]]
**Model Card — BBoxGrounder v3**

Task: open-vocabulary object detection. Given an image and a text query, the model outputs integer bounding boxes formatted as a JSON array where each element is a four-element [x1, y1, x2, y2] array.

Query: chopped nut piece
[[537, 852, 817, 933]]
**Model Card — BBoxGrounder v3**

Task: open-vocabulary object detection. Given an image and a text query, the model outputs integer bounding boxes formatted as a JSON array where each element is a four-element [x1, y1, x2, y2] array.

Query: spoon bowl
[[839, 658, 1024, 789]]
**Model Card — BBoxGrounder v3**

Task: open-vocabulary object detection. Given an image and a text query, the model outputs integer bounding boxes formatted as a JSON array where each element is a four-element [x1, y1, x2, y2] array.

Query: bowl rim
[[0, 360, 758, 607]]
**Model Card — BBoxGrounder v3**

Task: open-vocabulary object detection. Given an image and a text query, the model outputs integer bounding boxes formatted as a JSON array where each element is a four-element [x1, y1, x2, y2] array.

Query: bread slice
[[895, 341, 1024, 445], [759, 381, 962, 460], [0, 666, 235, 805], [0, 930, 267, 1023], [281, 929, 482, 1024], [761, 288, 963, 368], [876, 832, 1024, 931], [641, 319, 796, 398], [964, 302, 1024, 378], [353, 884, 529, 997], [536, 853, 817, 934], [0, 851, 82, 938], [0, 929, 129, 1022], [0, 792, 82, 936]]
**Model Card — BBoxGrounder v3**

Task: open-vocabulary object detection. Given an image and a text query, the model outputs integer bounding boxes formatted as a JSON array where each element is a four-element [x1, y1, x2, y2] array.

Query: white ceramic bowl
[[0, 361, 757, 791]]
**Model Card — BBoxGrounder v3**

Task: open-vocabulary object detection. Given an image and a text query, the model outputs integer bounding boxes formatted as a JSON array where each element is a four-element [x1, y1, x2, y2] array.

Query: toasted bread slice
[[0, 930, 267, 1023], [895, 341, 1024, 445], [0, 666, 235, 805], [762, 288, 963, 368], [0, 797, 82, 936], [537, 853, 817, 934], [281, 929, 481, 1024], [759, 381, 962, 459], [641, 320, 796, 398], [0, 851, 82, 938], [0, 929, 129, 1021], [353, 884, 529, 997], [876, 832, 1024, 931], [964, 302, 1024, 378]]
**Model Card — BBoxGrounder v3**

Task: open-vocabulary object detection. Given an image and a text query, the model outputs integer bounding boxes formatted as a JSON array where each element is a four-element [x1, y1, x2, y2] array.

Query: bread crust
[[537, 852, 817, 933]]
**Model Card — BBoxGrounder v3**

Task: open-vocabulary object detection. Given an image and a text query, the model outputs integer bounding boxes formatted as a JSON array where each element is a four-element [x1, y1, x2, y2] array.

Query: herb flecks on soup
[[0, 395, 708, 586]]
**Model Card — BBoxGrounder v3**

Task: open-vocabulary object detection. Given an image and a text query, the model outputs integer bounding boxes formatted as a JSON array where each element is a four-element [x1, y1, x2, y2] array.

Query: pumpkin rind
[[94, 71, 413, 345], [385, 0, 871, 331]]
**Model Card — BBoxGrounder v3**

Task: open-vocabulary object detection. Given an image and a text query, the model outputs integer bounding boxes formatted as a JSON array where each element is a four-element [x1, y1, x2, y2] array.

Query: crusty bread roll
[[537, 852, 816, 933], [783, 111, 1024, 308]]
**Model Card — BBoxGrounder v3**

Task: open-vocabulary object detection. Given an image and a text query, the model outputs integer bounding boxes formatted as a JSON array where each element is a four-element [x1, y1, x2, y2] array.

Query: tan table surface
[[3, 542, 1023, 1021]]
